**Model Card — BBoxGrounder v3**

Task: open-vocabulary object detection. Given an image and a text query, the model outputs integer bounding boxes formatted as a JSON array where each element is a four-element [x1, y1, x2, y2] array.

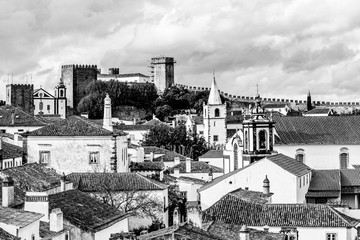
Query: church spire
[[208, 74, 222, 105]]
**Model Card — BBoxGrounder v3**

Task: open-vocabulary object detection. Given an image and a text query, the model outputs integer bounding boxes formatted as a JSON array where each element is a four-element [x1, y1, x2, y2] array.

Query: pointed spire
[[208, 74, 222, 105]]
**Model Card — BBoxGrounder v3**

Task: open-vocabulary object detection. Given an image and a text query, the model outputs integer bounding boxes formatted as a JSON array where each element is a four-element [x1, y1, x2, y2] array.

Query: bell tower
[[55, 78, 67, 119], [242, 93, 275, 165], [203, 74, 227, 145]]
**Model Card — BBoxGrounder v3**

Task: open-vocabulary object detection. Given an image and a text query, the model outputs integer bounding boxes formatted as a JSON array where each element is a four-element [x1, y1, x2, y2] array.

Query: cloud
[[1, 0, 360, 102]]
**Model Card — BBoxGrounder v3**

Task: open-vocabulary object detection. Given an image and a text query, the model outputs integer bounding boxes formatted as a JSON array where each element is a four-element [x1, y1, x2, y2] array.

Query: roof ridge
[[328, 207, 358, 227], [135, 172, 166, 189]]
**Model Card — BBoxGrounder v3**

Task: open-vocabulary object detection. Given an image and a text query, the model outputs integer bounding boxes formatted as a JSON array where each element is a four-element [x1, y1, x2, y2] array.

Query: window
[[0, 130, 5, 133], [259, 130, 267, 149], [299, 177, 301, 188], [47, 105, 50, 111], [213, 135, 218, 142], [326, 233, 336, 240], [31, 234, 35, 240], [39, 151, 50, 164], [65, 233, 69, 240], [60, 89, 64, 97], [39, 102, 43, 110], [199, 131, 204, 135], [295, 149, 305, 164], [18, 129, 24, 132], [215, 108, 220, 117], [244, 131, 248, 150], [89, 152, 99, 164], [340, 148, 349, 169]]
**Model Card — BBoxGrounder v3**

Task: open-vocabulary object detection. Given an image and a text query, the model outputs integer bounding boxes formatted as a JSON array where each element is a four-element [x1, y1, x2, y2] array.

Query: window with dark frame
[[39, 151, 50, 164], [326, 233, 336, 240], [89, 151, 100, 164], [213, 135, 218, 142]]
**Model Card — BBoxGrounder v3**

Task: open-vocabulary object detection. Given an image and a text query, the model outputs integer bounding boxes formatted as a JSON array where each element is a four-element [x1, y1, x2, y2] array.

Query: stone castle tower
[[61, 64, 98, 114], [150, 57, 176, 93], [203, 76, 227, 145], [6, 84, 34, 114]]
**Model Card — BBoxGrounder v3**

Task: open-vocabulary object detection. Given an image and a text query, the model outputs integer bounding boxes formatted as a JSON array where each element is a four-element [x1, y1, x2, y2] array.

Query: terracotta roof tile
[[143, 147, 187, 162], [266, 154, 311, 177], [305, 108, 331, 115], [0, 227, 20, 240], [199, 150, 224, 159], [274, 115, 360, 145], [0, 206, 43, 227], [49, 189, 128, 232], [169, 161, 223, 174], [26, 116, 126, 136], [178, 176, 207, 185], [0, 105, 47, 127], [229, 188, 272, 204], [203, 193, 357, 228], [130, 161, 164, 171], [2, 142, 23, 159], [67, 172, 168, 191]]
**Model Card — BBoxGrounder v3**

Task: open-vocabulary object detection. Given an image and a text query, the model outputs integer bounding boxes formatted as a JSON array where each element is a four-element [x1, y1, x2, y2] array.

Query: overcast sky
[[1, 0, 360, 102]]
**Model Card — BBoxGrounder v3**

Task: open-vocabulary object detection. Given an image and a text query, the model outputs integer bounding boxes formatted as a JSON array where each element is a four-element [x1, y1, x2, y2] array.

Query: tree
[[155, 105, 173, 121]]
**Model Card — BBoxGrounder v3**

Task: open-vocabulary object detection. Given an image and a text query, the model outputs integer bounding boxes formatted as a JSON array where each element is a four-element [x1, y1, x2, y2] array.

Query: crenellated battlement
[[174, 83, 360, 107], [6, 84, 34, 88], [61, 64, 97, 69]]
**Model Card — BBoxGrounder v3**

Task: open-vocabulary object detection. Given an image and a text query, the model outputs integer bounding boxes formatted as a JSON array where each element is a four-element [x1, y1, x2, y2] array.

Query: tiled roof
[[67, 172, 168, 191], [0, 163, 64, 206], [0, 227, 20, 240], [0, 132, 23, 141], [305, 108, 331, 115], [340, 169, 360, 186], [199, 150, 224, 159], [274, 115, 360, 145], [200, 154, 310, 192], [113, 124, 152, 131], [169, 161, 223, 174], [0, 206, 43, 227], [264, 103, 288, 108], [203, 193, 358, 228], [308, 170, 340, 191], [178, 176, 207, 185], [143, 146, 187, 162], [48, 189, 129, 232], [138, 223, 223, 240], [228, 188, 272, 204], [26, 116, 125, 136], [130, 161, 164, 171], [306, 191, 340, 198], [266, 154, 311, 177], [0, 105, 47, 126], [2, 141, 23, 159], [39, 221, 73, 239], [143, 118, 168, 126], [207, 222, 286, 240]]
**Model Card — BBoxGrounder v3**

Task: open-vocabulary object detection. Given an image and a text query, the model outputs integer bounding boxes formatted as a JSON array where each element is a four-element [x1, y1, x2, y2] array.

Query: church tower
[[242, 93, 275, 165], [203, 75, 227, 145], [307, 90, 313, 111], [55, 78, 67, 119]]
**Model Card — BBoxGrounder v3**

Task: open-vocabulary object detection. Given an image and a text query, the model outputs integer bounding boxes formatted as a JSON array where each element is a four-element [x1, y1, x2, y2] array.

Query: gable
[[33, 88, 55, 99]]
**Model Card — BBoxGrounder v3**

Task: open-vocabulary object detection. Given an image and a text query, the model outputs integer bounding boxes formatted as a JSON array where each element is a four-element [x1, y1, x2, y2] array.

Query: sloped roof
[[203, 193, 359, 228], [130, 161, 164, 171], [143, 146, 187, 162], [199, 150, 224, 159], [39, 221, 73, 239], [67, 172, 168, 191], [169, 161, 223, 174], [26, 116, 125, 136], [266, 154, 311, 177], [0, 227, 20, 240], [33, 88, 55, 99], [143, 118, 169, 126], [49, 189, 128, 232], [308, 170, 340, 191], [0, 206, 43, 227], [2, 141, 23, 159], [178, 176, 207, 185], [0, 105, 47, 127], [208, 77, 222, 105], [274, 115, 360, 145], [138, 223, 223, 240], [229, 188, 272, 204], [113, 124, 152, 131], [200, 154, 310, 192], [305, 108, 331, 115], [207, 222, 286, 240]]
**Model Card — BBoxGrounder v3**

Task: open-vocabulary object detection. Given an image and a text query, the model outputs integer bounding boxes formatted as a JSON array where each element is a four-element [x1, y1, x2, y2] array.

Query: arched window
[[259, 130, 267, 149], [215, 108, 220, 117], [234, 143, 238, 170], [60, 89, 64, 97], [295, 149, 305, 163], [340, 148, 349, 169]]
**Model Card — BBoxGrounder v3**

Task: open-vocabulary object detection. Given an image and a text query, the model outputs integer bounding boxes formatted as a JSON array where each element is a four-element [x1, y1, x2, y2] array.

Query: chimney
[[2, 177, 14, 207], [174, 157, 180, 165], [50, 208, 64, 232], [173, 207, 180, 228], [150, 152, 154, 161], [60, 173, 66, 192], [103, 94, 113, 132], [239, 225, 250, 240], [24, 192, 49, 221], [174, 167, 180, 178], [186, 158, 191, 173], [263, 175, 270, 195], [263, 225, 269, 232], [13, 133, 19, 146], [208, 167, 213, 182], [11, 110, 15, 125], [159, 170, 164, 181]]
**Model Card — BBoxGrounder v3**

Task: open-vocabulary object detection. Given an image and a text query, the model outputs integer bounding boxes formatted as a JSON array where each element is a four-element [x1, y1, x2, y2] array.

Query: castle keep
[[61, 64, 98, 114], [6, 84, 34, 114]]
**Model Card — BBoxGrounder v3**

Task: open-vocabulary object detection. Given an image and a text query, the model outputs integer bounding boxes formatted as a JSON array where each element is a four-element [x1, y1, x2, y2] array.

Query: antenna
[[256, 83, 259, 95]]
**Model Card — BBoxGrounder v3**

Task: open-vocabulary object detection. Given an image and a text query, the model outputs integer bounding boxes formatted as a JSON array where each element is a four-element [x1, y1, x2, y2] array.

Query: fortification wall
[[6, 84, 34, 114]]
